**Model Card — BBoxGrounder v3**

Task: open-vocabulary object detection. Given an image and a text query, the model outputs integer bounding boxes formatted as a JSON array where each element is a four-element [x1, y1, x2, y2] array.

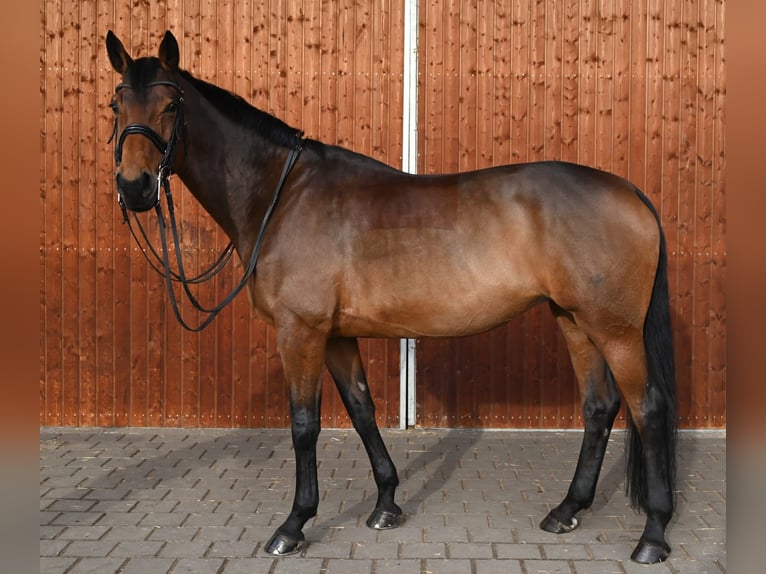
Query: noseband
[[109, 80, 186, 213]]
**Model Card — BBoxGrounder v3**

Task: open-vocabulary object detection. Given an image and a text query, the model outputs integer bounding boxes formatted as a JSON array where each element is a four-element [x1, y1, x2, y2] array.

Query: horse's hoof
[[264, 531, 305, 556], [631, 540, 670, 564], [366, 508, 402, 530], [540, 513, 579, 534]]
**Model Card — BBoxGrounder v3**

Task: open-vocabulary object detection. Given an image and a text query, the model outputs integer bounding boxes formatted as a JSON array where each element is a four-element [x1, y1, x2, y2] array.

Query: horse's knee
[[290, 407, 321, 450]]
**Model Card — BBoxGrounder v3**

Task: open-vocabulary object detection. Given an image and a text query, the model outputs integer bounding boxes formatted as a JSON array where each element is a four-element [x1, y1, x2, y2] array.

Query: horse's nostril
[[116, 171, 152, 193], [115, 171, 157, 212]]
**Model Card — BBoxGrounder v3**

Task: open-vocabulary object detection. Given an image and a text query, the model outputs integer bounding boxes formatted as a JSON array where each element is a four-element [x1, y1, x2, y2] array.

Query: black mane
[[178, 69, 301, 149]]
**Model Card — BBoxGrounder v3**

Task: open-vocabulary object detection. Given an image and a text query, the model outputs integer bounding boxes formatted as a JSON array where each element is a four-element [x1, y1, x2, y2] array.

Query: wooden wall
[[415, 0, 726, 428], [41, 0, 726, 429], [40, 0, 404, 428]]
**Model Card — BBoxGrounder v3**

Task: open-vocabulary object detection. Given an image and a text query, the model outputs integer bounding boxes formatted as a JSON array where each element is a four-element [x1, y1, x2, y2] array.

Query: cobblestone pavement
[[40, 428, 725, 573]]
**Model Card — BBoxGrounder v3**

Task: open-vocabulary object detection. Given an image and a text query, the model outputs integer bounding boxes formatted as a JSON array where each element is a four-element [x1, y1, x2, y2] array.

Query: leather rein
[[110, 80, 305, 331]]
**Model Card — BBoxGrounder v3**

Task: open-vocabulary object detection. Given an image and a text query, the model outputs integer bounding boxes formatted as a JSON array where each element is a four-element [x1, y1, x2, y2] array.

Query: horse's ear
[[158, 31, 180, 72], [106, 30, 132, 74]]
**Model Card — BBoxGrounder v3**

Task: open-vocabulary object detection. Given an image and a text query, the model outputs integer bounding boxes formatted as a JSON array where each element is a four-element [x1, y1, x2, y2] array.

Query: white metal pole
[[399, 0, 419, 429]]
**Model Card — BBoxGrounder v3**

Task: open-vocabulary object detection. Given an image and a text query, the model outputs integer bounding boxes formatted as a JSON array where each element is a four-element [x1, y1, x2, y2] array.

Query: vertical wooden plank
[[544, 0, 562, 161], [612, 0, 631, 178], [95, 2, 116, 427], [577, 0, 597, 167], [302, 0, 322, 141], [594, 0, 614, 171], [492, 0, 512, 167], [708, 0, 725, 428], [420, 0, 445, 173], [372, 0, 385, 161], [317, 0, 338, 145], [561, 0, 579, 164], [678, 0, 703, 428], [458, 0, 477, 172], [60, 0, 82, 426], [353, 0, 372, 154], [443, 0, 460, 171], [77, 0, 99, 427], [282, 0, 302, 129], [628, 0, 648, 190], [692, 0, 712, 428], [43, 0, 64, 426], [336, 1, 354, 149], [474, 0, 493, 169], [661, 0, 689, 427]]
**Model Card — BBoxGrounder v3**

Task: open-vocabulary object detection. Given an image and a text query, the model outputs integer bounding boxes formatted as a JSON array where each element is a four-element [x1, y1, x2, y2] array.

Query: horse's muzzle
[[116, 171, 159, 212]]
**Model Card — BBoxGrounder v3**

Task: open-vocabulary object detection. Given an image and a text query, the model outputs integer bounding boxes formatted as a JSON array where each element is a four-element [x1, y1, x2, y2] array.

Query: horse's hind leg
[[325, 337, 403, 529], [600, 334, 675, 564], [541, 305, 621, 534]]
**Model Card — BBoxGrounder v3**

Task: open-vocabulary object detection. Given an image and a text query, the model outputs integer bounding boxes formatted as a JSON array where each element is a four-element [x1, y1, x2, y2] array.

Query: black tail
[[625, 191, 677, 512]]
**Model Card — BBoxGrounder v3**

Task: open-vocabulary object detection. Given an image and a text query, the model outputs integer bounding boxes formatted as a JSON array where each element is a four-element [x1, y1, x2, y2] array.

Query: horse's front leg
[[265, 321, 327, 556]]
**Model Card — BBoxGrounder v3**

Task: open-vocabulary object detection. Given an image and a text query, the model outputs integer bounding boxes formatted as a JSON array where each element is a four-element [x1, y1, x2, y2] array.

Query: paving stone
[[39, 557, 77, 574], [352, 541, 399, 559], [372, 559, 422, 574], [424, 558, 473, 574], [399, 542, 446, 559], [158, 540, 211, 557], [66, 557, 128, 573], [523, 559, 573, 573], [40, 539, 70, 557], [109, 540, 164, 557], [148, 526, 200, 541], [60, 540, 117, 557], [542, 542, 592, 560], [494, 542, 543, 560], [475, 560, 524, 574], [100, 525, 153, 541], [171, 558, 226, 573], [446, 542, 494, 559], [117, 557, 176, 574], [221, 558, 275, 573], [271, 558, 326, 573], [56, 525, 111, 540], [207, 540, 258, 557]]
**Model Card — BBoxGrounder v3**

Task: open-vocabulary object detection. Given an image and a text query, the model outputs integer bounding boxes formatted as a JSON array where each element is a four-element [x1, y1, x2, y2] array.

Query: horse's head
[[106, 30, 185, 212]]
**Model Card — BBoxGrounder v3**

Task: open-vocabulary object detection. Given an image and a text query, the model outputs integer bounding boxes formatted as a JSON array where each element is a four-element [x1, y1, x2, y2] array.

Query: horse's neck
[[177, 97, 288, 251]]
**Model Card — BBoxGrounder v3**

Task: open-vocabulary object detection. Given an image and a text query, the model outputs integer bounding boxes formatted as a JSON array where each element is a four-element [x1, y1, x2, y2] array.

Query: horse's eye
[[109, 101, 119, 115], [165, 101, 179, 114]]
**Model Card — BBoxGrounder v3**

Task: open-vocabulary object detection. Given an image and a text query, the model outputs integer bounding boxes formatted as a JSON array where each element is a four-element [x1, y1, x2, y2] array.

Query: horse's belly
[[335, 279, 543, 339]]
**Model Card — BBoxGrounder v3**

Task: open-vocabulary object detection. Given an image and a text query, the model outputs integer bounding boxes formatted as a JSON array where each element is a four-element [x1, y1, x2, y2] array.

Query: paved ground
[[40, 428, 725, 573]]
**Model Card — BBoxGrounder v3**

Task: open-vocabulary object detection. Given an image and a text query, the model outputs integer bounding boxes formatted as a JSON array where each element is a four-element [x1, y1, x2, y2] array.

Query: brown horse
[[106, 30, 677, 564]]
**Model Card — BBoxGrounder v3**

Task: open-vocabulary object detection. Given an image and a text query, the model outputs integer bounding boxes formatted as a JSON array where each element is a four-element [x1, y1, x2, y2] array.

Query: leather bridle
[[110, 80, 187, 213], [110, 79, 305, 331]]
